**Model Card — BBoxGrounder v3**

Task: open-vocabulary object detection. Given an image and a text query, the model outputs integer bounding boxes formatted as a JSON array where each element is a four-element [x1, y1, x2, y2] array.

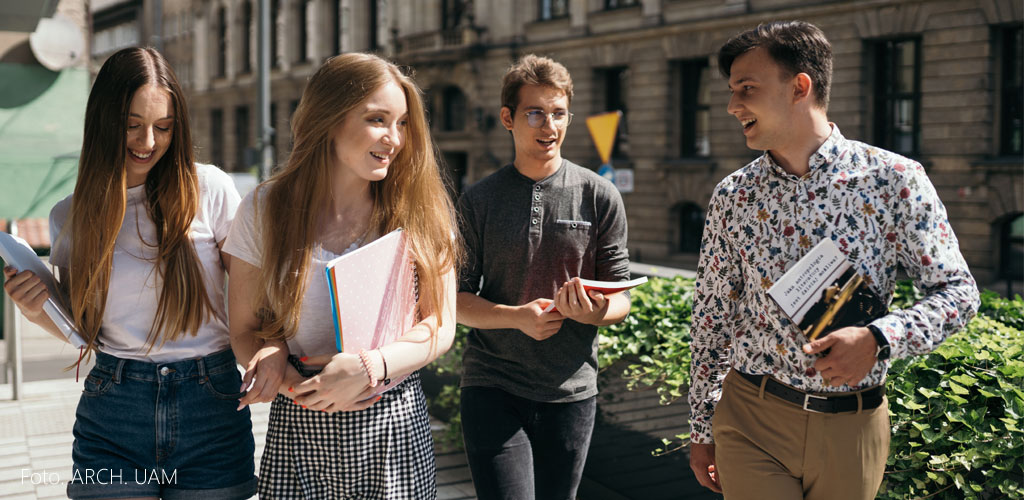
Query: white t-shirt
[[49, 164, 241, 362], [222, 188, 349, 358]]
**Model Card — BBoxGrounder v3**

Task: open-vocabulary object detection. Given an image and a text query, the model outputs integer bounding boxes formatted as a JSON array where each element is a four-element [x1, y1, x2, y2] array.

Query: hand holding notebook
[[542, 276, 648, 313], [323, 228, 417, 396], [767, 239, 885, 342], [0, 231, 87, 348]]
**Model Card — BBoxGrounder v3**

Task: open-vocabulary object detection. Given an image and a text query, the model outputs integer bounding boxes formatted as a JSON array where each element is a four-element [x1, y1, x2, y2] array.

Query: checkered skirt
[[256, 372, 436, 499]]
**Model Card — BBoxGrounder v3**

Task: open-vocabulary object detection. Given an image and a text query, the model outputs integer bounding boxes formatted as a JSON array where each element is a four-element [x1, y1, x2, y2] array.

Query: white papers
[[0, 231, 87, 347], [767, 239, 851, 326]]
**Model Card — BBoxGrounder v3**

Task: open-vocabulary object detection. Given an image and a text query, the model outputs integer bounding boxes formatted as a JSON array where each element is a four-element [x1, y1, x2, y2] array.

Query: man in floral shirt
[[688, 21, 980, 499]]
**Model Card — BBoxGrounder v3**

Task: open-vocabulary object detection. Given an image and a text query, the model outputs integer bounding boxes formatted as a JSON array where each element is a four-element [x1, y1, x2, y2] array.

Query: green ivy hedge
[[428, 279, 1024, 498]]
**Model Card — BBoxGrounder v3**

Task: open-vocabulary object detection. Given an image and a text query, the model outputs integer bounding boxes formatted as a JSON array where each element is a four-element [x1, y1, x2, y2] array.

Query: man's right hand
[[689, 442, 722, 493], [515, 298, 564, 341]]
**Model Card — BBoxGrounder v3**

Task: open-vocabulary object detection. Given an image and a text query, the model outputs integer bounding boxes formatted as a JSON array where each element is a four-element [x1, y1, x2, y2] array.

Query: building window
[[604, 0, 638, 9], [441, 0, 466, 30], [210, 109, 224, 168], [999, 25, 1023, 156], [441, 151, 467, 200], [330, 0, 341, 56], [287, 100, 300, 152], [271, 0, 281, 67], [235, 106, 250, 171], [368, 0, 378, 51], [598, 67, 629, 159], [998, 213, 1024, 294], [269, 102, 278, 156], [295, 0, 309, 63], [216, 6, 227, 77], [870, 38, 920, 156], [240, 1, 252, 74], [675, 59, 711, 157], [538, 0, 568, 21], [92, 22, 140, 57], [441, 86, 467, 132], [672, 202, 705, 253]]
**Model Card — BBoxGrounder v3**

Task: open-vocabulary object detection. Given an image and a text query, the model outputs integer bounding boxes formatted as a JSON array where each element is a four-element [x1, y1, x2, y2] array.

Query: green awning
[[0, 63, 87, 219]]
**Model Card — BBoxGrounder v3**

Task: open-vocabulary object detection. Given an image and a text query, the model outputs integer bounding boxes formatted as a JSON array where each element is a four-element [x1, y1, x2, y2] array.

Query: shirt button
[[532, 207, 539, 213], [532, 218, 538, 225], [535, 186, 541, 191], [159, 366, 170, 376], [534, 194, 540, 201]]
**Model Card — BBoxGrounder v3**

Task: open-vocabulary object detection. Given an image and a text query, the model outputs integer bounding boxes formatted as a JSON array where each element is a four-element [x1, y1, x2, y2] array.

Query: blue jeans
[[460, 386, 597, 500], [67, 349, 257, 499]]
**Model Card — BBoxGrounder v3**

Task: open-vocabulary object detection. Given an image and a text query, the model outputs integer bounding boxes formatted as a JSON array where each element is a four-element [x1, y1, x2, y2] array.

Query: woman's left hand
[[238, 339, 289, 409], [292, 353, 382, 413]]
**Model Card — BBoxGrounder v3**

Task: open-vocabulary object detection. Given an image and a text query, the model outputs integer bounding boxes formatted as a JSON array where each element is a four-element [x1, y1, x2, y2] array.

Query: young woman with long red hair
[[224, 52, 459, 498], [2, 47, 260, 499]]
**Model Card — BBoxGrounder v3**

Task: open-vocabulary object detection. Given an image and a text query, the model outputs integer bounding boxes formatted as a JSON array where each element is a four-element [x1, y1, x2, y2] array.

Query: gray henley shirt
[[458, 159, 630, 402]]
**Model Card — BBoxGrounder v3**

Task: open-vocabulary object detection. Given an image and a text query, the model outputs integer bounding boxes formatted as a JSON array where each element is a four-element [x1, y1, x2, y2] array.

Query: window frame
[[538, 0, 569, 21], [210, 109, 224, 168], [673, 58, 711, 158], [240, 1, 252, 74], [215, 6, 227, 78], [597, 66, 629, 160], [603, 0, 639, 10], [997, 24, 1023, 157], [869, 37, 922, 157], [441, 86, 468, 132], [235, 105, 250, 172], [671, 201, 706, 254]]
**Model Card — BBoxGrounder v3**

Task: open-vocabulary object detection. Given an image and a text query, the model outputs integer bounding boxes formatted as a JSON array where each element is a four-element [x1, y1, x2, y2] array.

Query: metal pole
[[5, 221, 23, 400], [257, 0, 274, 181]]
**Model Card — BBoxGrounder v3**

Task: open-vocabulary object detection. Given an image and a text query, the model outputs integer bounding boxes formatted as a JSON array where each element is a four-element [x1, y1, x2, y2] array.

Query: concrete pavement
[[0, 312, 476, 500]]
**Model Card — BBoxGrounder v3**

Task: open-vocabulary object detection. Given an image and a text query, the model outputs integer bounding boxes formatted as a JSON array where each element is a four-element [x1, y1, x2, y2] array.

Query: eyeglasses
[[522, 110, 573, 128]]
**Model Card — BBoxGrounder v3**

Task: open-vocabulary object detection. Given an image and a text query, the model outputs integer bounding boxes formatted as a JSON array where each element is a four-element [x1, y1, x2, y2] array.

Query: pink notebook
[[325, 228, 417, 394]]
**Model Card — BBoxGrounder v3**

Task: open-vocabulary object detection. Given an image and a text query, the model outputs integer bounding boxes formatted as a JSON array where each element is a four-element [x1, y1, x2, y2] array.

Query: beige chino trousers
[[712, 370, 890, 500]]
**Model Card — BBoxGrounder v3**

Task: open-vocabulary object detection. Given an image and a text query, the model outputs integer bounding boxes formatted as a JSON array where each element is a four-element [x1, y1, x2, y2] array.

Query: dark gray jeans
[[461, 386, 597, 500]]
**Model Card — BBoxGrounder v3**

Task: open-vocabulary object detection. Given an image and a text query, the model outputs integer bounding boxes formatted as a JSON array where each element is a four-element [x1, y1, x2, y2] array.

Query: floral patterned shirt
[[688, 125, 979, 444]]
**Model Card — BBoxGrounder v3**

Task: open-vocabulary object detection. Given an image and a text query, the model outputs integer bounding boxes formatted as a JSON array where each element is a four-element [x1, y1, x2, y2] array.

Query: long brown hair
[[64, 47, 212, 355], [253, 53, 460, 341]]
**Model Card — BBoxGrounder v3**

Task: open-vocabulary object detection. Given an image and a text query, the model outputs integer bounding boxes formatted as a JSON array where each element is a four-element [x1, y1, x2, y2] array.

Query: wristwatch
[[867, 324, 891, 361]]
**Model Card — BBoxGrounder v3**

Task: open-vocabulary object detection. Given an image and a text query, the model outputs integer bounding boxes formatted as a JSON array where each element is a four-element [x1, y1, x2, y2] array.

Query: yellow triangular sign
[[586, 111, 622, 165]]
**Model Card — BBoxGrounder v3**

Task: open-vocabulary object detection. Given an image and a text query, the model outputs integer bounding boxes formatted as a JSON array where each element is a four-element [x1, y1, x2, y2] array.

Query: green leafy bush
[[427, 279, 1024, 497], [882, 314, 1024, 499]]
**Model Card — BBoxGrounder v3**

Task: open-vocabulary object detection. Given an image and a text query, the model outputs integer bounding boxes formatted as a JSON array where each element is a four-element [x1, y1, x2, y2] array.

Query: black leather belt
[[737, 371, 884, 413]]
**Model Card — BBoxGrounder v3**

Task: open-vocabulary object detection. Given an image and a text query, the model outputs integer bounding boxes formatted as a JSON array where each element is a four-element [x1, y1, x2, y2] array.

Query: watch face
[[877, 345, 891, 361]]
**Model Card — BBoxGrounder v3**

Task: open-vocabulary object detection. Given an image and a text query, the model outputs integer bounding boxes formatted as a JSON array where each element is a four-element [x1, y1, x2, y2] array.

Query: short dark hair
[[718, 21, 833, 109], [500, 54, 574, 111]]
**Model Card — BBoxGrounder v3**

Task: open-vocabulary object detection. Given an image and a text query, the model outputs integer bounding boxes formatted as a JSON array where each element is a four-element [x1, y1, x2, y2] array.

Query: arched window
[[998, 213, 1024, 294], [442, 86, 467, 131], [672, 202, 705, 253]]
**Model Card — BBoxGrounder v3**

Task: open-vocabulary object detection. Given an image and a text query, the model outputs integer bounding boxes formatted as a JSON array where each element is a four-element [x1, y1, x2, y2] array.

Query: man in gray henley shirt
[[456, 54, 632, 500]]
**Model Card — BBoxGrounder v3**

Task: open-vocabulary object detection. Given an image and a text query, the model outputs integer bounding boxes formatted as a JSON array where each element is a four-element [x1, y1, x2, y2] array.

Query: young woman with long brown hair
[[2, 47, 259, 499], [223, 52, 459, 498]]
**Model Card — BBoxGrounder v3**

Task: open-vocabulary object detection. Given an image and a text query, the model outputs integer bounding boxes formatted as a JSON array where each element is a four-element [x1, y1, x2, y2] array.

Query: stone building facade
[[98, 0, 1023, 289]]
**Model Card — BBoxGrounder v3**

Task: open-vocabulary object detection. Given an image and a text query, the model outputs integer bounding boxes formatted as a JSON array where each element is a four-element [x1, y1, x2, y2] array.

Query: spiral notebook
[[324, 228, 416, 394]]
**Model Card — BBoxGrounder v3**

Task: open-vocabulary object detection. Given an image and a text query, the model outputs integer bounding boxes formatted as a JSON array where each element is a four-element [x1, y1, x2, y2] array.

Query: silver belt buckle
[[802, 393, 828, 413]]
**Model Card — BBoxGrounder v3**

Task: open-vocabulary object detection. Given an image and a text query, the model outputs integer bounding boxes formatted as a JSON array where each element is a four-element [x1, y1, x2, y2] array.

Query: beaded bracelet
[[358, 349, 378, 388], [379, 350, 391, 386]]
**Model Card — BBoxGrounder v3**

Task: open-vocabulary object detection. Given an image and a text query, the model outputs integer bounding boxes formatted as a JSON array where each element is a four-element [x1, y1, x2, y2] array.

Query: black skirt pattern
[[256, 372, 436, 499]]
